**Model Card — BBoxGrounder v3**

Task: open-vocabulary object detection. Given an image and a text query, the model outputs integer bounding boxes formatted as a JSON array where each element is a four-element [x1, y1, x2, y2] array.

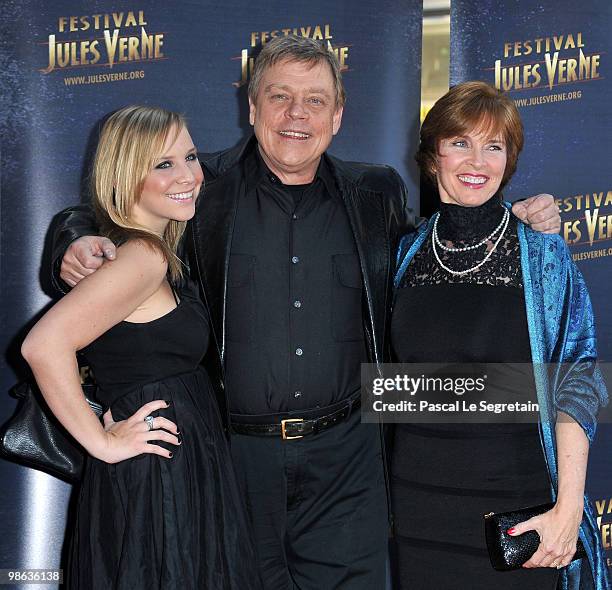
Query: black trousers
[[230, 409, 388, 590]]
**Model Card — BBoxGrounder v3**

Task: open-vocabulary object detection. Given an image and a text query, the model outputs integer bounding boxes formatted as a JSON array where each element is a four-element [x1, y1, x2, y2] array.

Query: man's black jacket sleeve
[[50, 203, 99, 295], [50, 203, 192, 295]]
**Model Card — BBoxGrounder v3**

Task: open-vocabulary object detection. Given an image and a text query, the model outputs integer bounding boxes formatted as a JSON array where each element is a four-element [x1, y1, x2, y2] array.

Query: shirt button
[[293, 300, 302, 308], [295, 348, 303, 356], [291, 256, 299, 264], [292, 213, 298, 220], [294, 391, 302, 398]]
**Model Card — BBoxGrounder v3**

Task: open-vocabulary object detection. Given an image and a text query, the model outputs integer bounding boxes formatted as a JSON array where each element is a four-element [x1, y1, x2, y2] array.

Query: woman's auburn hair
[[416, 81, 524, 190], [91, 105, 188, 281]]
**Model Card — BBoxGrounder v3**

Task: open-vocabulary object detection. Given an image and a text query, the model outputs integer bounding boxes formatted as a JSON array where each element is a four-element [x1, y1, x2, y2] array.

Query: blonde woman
[[22, 106, 261, 589]]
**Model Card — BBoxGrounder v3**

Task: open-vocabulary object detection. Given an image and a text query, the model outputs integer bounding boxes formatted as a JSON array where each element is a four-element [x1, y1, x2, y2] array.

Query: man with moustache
[[52, 35, 560, 589]]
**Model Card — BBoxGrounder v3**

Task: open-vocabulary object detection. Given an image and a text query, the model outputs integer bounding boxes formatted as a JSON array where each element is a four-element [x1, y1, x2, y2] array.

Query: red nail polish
[[507, 527, 516, 535]]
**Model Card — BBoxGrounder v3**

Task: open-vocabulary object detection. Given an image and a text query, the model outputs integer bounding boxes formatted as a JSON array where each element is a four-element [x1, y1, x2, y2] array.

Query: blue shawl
[[394, 210, 610, 589]]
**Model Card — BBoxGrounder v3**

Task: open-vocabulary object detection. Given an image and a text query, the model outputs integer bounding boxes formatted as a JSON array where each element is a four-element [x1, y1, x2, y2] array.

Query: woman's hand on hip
[[509, 501, 583, 569], [95, 399, 180, 463]]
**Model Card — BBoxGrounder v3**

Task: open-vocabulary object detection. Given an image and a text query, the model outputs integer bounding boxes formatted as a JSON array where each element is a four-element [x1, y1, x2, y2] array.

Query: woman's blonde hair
[[91, 105, 189, 281]]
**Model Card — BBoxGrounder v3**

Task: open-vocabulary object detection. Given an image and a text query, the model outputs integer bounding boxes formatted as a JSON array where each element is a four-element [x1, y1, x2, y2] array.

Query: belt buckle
[[281, 418, 304, 440]]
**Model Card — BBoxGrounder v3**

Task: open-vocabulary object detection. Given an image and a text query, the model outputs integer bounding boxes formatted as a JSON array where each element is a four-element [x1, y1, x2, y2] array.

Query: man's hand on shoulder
[[511, 194, 560, 234], [61, 236, 117, 287]]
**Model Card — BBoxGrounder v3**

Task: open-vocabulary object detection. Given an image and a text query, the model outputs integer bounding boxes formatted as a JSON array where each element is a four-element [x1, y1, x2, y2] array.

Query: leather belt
[[230, 396, 361, 440]]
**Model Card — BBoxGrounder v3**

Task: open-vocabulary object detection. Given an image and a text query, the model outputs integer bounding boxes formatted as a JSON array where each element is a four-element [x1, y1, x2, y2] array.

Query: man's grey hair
[[248, 35, 346, 108]]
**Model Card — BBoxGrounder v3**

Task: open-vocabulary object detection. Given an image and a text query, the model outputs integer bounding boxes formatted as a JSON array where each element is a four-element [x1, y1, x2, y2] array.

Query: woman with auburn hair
[[391, 82, 608, 589], [21, 105, 261, 589]]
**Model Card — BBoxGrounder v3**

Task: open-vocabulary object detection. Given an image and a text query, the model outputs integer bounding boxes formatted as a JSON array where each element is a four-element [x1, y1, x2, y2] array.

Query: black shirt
[[224, 147, 368, 415]]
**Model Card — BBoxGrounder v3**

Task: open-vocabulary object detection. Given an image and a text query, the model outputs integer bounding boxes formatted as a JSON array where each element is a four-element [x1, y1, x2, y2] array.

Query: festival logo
[[594, 496, 612, 567], [556, 189, 612, 262], [232, 23, 351, 87], [467, 29, 609, 262], [488, 32, 603, 107], [489, 33, 609, 261], [39, 10, 166, 86]]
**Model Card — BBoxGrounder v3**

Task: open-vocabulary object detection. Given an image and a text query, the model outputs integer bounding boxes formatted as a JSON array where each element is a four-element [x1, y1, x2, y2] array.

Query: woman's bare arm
[[510, 413, 588, 568], [22, 240, 179, 463]]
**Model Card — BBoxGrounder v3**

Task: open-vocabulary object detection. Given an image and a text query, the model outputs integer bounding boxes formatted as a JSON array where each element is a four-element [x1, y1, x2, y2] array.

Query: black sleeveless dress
[[68, 280, 261, 590], [390, 198, 559, 589]]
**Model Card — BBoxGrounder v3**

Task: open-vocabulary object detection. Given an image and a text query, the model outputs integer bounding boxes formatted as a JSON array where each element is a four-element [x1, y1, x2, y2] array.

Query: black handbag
[[0, 381, 103, 482], [484, 502, 586, 571]]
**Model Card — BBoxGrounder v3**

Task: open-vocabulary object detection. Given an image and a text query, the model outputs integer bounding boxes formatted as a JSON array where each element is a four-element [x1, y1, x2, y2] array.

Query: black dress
[[68, 280, 261, 590], [390, 198, 559, 589]]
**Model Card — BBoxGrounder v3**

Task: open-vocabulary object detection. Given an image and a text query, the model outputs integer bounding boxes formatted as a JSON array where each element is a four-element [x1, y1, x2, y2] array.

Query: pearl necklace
[[432, 208, 510, 276], [433, 207, 509, 252]]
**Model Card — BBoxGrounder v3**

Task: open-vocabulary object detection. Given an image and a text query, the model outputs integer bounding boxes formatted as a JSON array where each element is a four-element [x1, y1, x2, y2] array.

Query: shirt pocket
[[331, 253, 365, 342], [226, 254, 256, 343]]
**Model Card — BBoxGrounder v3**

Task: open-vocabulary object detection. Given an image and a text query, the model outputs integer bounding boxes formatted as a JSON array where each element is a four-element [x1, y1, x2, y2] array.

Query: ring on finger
[[144, 415, 155, 431], [551, 561, 559, 568], [556, 563, 564, 570]]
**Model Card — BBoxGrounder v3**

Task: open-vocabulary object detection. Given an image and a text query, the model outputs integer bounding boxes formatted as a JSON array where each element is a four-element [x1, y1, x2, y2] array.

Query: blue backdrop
[[0, 0, 423, 581]]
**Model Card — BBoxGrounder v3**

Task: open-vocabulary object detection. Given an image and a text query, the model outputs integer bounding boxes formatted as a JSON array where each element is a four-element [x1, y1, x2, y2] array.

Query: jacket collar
[[199, 135, 255, 180], [202, 134, 371, 190], [215, 137, 339, 202]]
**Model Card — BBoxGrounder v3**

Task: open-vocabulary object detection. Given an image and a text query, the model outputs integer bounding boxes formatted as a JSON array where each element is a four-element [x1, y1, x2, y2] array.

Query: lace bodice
[[398, 196, 523, 289]]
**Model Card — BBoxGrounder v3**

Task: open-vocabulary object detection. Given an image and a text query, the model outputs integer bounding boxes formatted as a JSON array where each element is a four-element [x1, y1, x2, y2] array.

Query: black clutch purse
[[0, 381, 103, 482], [484, 502, 586, 571]]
